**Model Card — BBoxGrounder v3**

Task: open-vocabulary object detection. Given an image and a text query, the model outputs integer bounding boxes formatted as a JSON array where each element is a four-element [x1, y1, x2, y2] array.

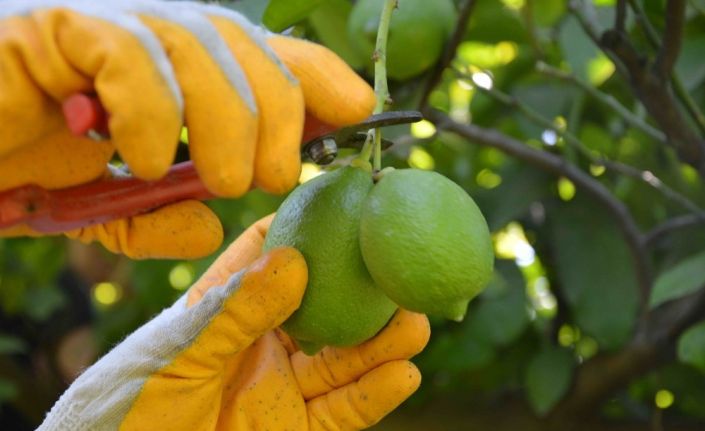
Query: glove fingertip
[[383, 310, 431, 358], [235, 247, 308, 329], [307, 360, 421, 431], [268, 36, 375, 127], [355, 361, 421, 424]]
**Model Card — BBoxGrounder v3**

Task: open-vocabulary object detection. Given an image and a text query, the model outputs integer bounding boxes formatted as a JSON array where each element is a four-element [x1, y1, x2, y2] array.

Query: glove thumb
[[172, 247, 307, 373]]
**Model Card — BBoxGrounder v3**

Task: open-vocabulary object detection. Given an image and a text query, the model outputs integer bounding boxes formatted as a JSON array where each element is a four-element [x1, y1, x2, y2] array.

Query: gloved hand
[[38, 215, 431, 431], [0, 0, 375, 259]]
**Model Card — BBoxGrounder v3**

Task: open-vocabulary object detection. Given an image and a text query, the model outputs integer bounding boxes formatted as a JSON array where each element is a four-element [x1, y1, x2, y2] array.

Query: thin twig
[[522, 0, 544, 60], [571, 1, 705, 170], [455, 69, 705, 219], [424, 108, 653, 307], [418, 0, 477, 109], [644, 214, 705, 246], [601, 162, 705, 221], [600, 30, 705, 170], [616, 0, 628, 33], [568, 0, 630, 77], [627, 0, 661, 47], [691, 0, 705, 17], [535, 62, 666, 143], [551, 285, 705, 419], [627, 0, 705, 135], [655, 0, 686, 78]]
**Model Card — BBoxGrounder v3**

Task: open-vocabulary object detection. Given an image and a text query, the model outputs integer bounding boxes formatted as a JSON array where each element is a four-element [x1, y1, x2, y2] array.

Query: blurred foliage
[[3, 0, 705, 429]]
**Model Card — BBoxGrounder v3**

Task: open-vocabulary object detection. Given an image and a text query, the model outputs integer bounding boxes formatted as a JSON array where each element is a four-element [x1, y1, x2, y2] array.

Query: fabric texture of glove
[[38, 216, 430, 431], [0, 0, 375, 259]]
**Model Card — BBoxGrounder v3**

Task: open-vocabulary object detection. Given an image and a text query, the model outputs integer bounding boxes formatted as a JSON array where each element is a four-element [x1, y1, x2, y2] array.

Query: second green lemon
[[359, 168, 494, 321]]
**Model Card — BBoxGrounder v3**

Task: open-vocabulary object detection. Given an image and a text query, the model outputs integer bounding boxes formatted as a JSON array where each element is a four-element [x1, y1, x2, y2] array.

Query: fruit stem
[[372, 0, 396, 171], [356, 0, 396, 170], [372, 0, 395, 115]]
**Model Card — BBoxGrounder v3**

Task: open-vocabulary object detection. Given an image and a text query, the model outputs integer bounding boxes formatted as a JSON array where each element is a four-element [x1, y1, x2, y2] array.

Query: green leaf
[[678, 320, 705, 374], [309, 0, 365, 69], [525, 346, 574, 415], [263, 0, 325, 32], [549, 196, 640, 350], [478, 163, 552, 231], [650, 250, 705, 309], [0, 334, 27, 354], [463, 259, 529, 346]]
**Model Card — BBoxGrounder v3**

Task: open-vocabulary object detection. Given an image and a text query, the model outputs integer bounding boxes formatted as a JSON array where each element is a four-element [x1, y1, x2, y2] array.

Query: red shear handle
[[1, 95, 337, 233], [0, 162, 216, 233], [0, 94, 335, 233], [0, 185, 51, 230], [62, 94, 109, 137]]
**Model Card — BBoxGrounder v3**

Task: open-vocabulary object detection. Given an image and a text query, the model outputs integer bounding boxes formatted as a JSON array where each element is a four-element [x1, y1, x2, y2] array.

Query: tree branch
[[644, 213, 705, 246], [424, 108, 653, 307], [550, 285, 705, 419], [626, 0, 660, 47], [615, 0, 627, 33], [456, 68, 705, 226], [535, 62, 666, 144], [571, 1, 705, 171], [418, 0, 477, 109], [691, 0, 705, 17], [522, 0, 545, 60], [655, 0, 686, 78], [602, 30, 705, 170], [568, 0, 630, 78], [627, 0, 705, 135], [550, 342, 663, 420]]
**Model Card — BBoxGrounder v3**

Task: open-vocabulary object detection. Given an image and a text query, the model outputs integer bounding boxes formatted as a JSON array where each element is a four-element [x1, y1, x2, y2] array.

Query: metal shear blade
[[303, 110, 423, 165]]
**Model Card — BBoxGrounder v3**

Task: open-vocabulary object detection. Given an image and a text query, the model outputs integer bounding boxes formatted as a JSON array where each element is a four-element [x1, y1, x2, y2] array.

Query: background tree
[[2, 0, 705, 430]]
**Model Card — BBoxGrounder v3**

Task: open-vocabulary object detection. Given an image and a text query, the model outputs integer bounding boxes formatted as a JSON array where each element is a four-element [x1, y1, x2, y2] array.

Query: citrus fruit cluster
[[263, 166, 493, 355], [348, 0, 457, 80]]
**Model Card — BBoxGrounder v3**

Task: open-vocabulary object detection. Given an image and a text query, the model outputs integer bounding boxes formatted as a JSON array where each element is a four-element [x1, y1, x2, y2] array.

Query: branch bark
[[599, 29, 705, 170], [551, 287, 705, 419], [571, 1, 705, 172], [458, 67, 704, 222], [615, 0, 627, 33], [418, 0, 477, 109], [645, 214, 705, 246], [655, 0, 686, 78], [627, 0, 705, 135], [535, 62, 666, 144]]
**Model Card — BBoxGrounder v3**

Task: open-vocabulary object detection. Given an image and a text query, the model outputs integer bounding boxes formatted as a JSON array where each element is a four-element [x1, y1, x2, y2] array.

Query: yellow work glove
[[38, 216, 430, 431], [0, 0, 375, 259]]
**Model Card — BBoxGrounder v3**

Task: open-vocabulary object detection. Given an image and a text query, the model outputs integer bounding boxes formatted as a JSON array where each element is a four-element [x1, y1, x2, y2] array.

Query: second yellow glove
[[38, 215, 430, 430]]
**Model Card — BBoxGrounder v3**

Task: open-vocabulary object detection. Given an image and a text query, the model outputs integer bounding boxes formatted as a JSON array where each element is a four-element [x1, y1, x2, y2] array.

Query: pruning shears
[[0, 94, 422, 234]]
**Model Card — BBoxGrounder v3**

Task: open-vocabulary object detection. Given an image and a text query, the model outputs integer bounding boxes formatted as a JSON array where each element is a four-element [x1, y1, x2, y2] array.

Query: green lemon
[[347, 0, 457, 80], [359, 169, 494, 321], [263, 166, 397, 355]]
